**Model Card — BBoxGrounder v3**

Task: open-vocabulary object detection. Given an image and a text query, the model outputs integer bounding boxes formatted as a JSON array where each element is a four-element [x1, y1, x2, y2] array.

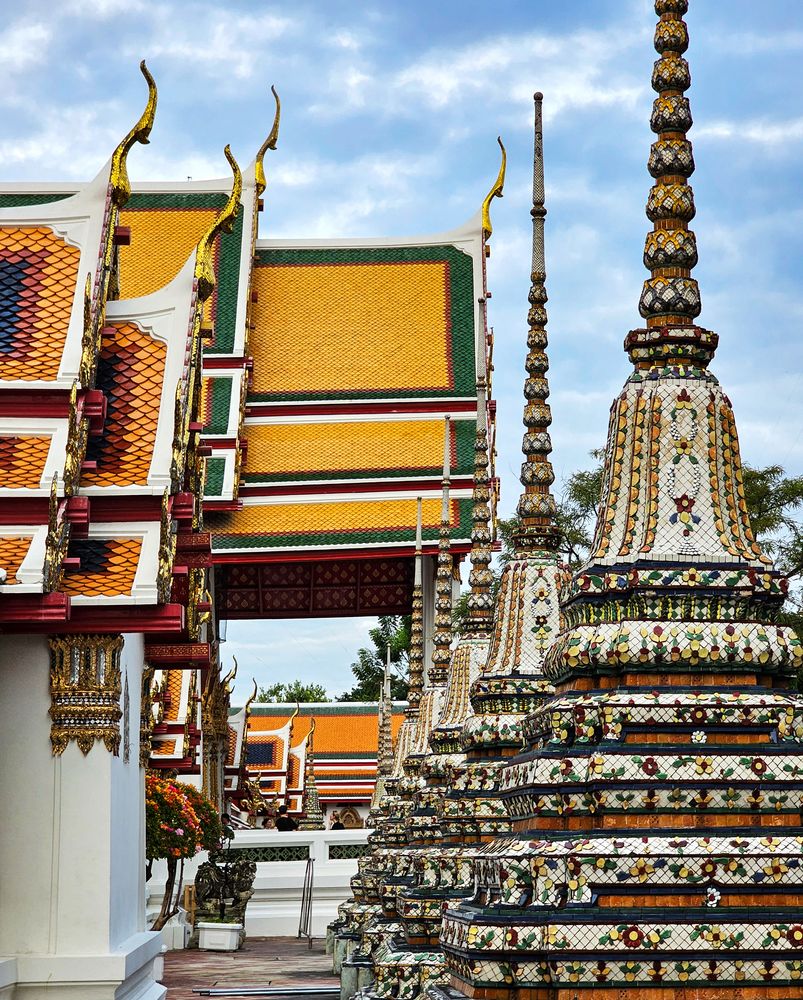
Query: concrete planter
[[197, 921, 243, 951]]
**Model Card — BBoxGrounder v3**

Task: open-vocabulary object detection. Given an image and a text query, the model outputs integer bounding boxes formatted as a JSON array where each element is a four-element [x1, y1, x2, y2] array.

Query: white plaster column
[[0, 633, 164, 1000]]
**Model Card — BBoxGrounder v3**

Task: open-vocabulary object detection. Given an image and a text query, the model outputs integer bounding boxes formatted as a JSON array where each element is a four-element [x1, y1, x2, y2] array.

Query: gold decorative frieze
[[49, 634, 124, 756]]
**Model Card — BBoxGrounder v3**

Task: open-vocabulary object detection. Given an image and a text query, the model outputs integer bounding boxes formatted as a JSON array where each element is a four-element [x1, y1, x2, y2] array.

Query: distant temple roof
[[241, 701, 406, 806]]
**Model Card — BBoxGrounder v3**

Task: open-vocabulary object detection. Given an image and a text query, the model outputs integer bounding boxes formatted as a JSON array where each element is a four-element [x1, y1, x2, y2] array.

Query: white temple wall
[[0, 632, 163, 999]]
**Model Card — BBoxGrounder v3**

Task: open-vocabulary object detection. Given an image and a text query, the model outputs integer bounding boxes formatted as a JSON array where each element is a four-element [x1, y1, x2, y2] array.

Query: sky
[[4, 0, 802, 700]]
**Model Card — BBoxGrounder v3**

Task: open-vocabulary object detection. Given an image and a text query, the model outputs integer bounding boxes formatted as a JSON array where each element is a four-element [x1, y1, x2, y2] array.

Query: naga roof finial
[[255, 85, 281, 196], [513, 93, 560, 557], [481, 136, 506, 237], [195, 145, 242, 303], [110, 61, 157, 208]]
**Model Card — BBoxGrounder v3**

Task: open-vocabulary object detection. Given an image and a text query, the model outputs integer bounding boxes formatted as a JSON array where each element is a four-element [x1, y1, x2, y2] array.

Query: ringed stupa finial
[[428, 417, 453, 685], [513, 93, 560, 556]]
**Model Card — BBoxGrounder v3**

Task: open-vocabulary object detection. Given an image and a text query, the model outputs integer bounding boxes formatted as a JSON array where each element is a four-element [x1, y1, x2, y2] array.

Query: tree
[[338, 615, 410, 701], [255, 680, 330, 703]]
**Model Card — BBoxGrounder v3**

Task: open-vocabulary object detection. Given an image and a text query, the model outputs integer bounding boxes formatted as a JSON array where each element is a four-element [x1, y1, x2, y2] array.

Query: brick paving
[[163, 936, 338, 1000]]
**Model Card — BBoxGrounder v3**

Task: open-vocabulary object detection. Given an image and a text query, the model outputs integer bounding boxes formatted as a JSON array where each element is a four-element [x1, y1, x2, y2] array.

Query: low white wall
[[147, 828, 369, 942]]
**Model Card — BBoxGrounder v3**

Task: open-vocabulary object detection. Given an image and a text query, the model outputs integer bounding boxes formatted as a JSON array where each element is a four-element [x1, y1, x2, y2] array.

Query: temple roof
[[243, 700, 406, 803]]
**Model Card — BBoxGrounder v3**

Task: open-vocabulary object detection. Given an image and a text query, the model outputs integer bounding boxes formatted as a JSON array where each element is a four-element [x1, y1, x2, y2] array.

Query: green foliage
[[180, 782, 224, 853], [338, 615, 410, 701], [255, 680, 330, 703]]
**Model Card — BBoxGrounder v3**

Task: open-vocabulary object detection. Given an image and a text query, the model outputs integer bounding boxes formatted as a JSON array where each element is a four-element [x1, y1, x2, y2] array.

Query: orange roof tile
[[152, 739, 177, 756], [249, 260, 450, 397], [243, 419, 453, 480], [0, 226, 80, 382], [60, 537, 142, 598], [248, 707, 404, 755], [117, 206, 218, 299], [0, 535, 33, 584], [212, 496, 456, 542], [162, 670, 184, 723], [0, 435, 50, 488], [226, 725, 238, 767], [81, 322, 166, 488]]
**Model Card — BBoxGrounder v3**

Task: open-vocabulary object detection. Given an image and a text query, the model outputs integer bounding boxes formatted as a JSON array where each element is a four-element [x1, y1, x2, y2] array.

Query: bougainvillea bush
[[145, 775, 223, 930]]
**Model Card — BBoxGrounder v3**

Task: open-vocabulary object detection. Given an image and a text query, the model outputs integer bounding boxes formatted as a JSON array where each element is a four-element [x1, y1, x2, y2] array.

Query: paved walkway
[[163, 936, 338, 1000]]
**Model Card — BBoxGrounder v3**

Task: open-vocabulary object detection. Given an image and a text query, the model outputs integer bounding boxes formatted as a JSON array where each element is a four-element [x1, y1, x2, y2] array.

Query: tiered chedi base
[[364, 558, 561, 1000], [440, 379, 803, 997]]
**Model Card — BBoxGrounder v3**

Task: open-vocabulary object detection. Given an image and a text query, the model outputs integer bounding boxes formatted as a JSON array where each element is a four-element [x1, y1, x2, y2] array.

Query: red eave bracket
[[0, 592, 70, 626]]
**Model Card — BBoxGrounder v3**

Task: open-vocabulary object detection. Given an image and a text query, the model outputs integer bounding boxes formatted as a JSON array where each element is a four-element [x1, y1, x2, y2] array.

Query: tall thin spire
[[626, 0, 718, 368], [514, 93, 560, 555], [465, 378, 494, 633], [377, 645, 393, 778], [406, 498, 425, 717], [428, 416, 453, 685]]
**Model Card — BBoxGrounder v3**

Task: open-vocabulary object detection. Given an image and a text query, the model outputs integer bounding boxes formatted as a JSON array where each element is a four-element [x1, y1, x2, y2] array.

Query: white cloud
[[0, 19, 52, 79], [696, 117, 803, 146]]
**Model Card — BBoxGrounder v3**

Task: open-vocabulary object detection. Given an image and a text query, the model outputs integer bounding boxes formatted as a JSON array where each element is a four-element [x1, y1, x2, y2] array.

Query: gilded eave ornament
[[49, 635, 124, 756], [43, 474, 69, 594], [195, 145, 243, 303], [254, 84, 281, 196], [481, 136, 507, 237], [109, 61, 157, 208]]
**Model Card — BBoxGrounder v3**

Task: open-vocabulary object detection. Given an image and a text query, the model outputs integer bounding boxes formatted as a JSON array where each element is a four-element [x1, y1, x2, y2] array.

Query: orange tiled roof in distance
[[248, 705, 405, 755], [60, 537, 142, 598], [0, 535, 33, 584], [0, 436, 50, 488], [81, 323, 166, 488], [249, 260, 450, 396], [0, 227, 80, 382], [151, 739, 177, 756]]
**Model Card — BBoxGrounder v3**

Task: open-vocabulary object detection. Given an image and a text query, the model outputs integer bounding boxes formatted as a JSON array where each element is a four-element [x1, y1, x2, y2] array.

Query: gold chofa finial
[[195, 145, 242, 302], [255, 85, 281, 196], [110, 61, 157, 208], [481, 136, 506, 236]]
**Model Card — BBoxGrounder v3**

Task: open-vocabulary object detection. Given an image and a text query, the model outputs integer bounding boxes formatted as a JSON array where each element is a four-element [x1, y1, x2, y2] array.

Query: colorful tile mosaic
[[81, 322, 166, 488], [60, 537, 141, 598], [0, 535, 33, 584], [0, 435, 51, 489], [0, 226, 80, 382]]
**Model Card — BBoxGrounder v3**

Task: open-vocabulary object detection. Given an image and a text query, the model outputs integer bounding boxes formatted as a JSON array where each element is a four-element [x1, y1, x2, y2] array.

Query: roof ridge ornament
[[513, 93, 560, 555], [481, 136, 506, 237], [110, 60, 157, 208], [195, 145, 243, 303], [255, 85, 281, 196]]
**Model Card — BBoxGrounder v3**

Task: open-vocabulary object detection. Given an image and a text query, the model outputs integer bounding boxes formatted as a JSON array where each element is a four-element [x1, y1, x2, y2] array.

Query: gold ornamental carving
[[49, 634, 124, 756]]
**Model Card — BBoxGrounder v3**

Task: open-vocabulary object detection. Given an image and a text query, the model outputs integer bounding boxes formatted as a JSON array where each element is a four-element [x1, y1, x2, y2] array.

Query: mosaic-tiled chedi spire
[[331, 500, 427, 967], [441, 4, 803, 997], [438, 94, 560, 849], [394, 386, 497, 953]]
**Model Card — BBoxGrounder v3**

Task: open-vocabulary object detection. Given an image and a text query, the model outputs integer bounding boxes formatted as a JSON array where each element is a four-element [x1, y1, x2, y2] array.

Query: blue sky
[[4, 0, 802, 699]]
